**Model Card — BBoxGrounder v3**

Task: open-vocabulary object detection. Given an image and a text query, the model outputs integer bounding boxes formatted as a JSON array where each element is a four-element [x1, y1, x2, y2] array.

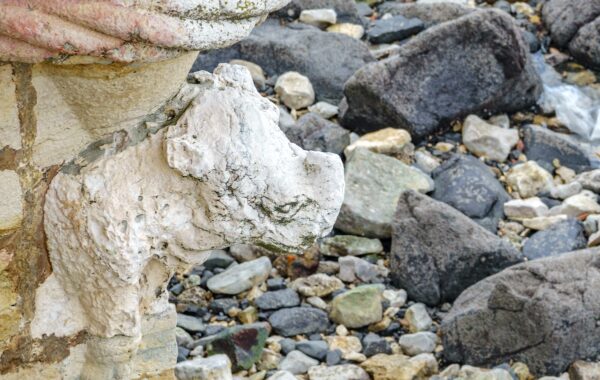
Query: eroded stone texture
[[0, 0, 288, 64], [39, 64, 343, 378]]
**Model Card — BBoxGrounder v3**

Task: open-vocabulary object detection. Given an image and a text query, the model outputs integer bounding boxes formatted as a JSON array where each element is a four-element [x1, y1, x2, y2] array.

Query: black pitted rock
[[275, 0, 362, 23], [431, 154, 510, 232], [542, 0, 600, 70], [522, 219, 587, 260], [523, 125, 591, 174], [367, 16, 425, 44], [269, 307, 330, 337], [442, 248, 600, 376], [542, 0, 600, 48], [391, 190, 522, 306], [377, 2, 473, 28], [255, 288, 301, 311], [284, 113, 351, 155], [362, 333, 392, 357], [339, 9, 542, 141], [192, 20, 374, 103]]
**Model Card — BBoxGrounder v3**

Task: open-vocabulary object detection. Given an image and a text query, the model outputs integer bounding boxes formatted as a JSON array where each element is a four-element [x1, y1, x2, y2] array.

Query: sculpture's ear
[[163, 64, 277, 180]]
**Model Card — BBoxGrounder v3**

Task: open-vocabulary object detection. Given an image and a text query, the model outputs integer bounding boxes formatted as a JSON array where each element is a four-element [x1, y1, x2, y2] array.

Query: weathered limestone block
[[0, 1, 347, 379]]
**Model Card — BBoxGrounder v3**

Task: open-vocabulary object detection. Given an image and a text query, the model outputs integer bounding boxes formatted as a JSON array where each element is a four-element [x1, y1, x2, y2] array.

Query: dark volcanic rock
[[523, 125, 591, 173], [367, 16, 425, 44], [284, 113, 352, 155], [442, 248, 600, 376], [542, 0, 600, 48], [339, 9, 542, 141], [269, 307, 330, 337], [391, 190, 522, 306], [542, 0, 600, 70], [431, 154, 510, 232], [377, 2, 473, 27], [192, 20, 374, 103], [255, 288, 301, 311], [204, 323, 269, 371], [522, 219, 587, 260], [275, 0, 362, 23]]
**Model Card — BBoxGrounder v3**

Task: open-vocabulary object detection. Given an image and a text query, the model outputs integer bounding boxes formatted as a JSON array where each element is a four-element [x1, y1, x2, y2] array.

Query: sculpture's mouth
[[0, 0, 291, 64]]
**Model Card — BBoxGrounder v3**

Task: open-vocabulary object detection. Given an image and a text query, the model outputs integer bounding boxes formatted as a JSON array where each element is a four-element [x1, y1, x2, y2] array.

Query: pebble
[[291, 273, 344, 297], [507, 161, 555, 198], [404, 303, 432, 333], [299, 9, 337, 29], [204, 323, 269, 371], [344, 128, 413, 158], [175, 354, 233, 380], [414, 150, 441, 174], [338, 255, 388, 283], [207, 257, 271, 295], [549, 191, 600, 217], [382, 289, 407, 308], [326, 349, 343, 366], [362, 333, 392, 357], [269, 307, 330, 337], [360, 353, 438, 380], [308, 364, 370, 380], [398, 332, 438, 356], [326, 23, 365, 39], [278, 350, 319, 374], [177, 314, 205, 333], [503, 197, 549, 220], [266, 370, 297, 380], [307, 101, 339, 119], [522, 215, 569, 231], [296, 340, 329, 360], [462, 115, 519, 162], [319, 235, 383, 257], [275, 72, 315, 110], [326, 335, 363, 359], [330, 285, 384, 328], [255, 289, 301, 310], [551, 181, 583, 200]]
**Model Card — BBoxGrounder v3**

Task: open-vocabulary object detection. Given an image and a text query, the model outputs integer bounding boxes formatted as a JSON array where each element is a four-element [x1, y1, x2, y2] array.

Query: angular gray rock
[[269, 307, 330, 337], [542, 0, 600, 70], [339, 9, 541, 141], [522, 219, 587, 260], [192, 20, 374, 103], [523, 125, 591, 174], [442, 248, 600, 376], [391, 191, 522, 305], [283, 113, 351, 155], [335, 148, 434, 238], [431, 155, 510, 232]]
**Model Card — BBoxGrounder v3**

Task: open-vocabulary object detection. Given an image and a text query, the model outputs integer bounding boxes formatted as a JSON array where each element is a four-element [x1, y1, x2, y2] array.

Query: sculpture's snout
[[165, 64, 345, 252]]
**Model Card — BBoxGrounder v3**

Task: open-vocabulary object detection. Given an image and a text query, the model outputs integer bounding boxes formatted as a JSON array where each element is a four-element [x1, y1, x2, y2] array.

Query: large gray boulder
[[339, 9, 541, 141], [542, 0, 600, 70], [192, 21, 374, 103], [431, 155, 510, 232], [391, 191, 522, 306], [442, 248, 600, 376]]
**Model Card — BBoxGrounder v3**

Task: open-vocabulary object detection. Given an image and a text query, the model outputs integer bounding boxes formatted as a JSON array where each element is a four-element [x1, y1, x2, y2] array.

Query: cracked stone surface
[[442, 247, 600, 376], [0, 0, 288, 64], [38, 64, 343, 379]]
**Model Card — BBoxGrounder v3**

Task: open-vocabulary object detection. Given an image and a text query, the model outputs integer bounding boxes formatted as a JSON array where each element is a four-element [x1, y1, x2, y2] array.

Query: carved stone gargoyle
[[0, 1, 344, 379]]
